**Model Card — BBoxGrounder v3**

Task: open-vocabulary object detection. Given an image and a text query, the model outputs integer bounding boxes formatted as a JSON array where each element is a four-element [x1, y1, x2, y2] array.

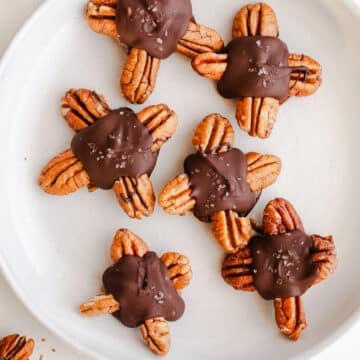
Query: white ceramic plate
[[0, 0, 359, 359]]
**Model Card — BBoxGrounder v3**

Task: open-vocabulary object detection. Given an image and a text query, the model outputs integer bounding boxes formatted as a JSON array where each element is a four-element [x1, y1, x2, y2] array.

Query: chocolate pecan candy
[[221, 198, 337, 341], [39, 89, 178, 219], [192, 2, 322, 139], [159, 114, 281, 253], [85, 0, 224, 103], [80, 229, 192, 355]]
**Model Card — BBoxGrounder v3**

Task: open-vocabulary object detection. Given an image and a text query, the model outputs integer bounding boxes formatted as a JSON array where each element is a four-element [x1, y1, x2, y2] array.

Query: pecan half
[[232, 2, 279, 38], [211, 211, 252, 253], [191, 52, 227, 81], [111, 228, 148, 262], [158, 174, 196, 215], [221, 247, 255, 291], [246, 152, 281, 192], [160, 252, 192, 290], [113, 174, 155, 219], [177, 22, 224, 58], [137, 104, 178, 152], [86, 0, 118, 38], [262, 198, 304, 236], [140, 317, 170, 356], [192, 114, 234, 154], [274, 297, 307, 341], [311, 235, 337, 285], [120, 48, 160, 104], [39, 149, 90, 195], [288, 54, 322, 97], [61, 88, 110, 131], [0, 334, 34, 360], [80, 293, 120, 316], [236, 97, 280, 139]]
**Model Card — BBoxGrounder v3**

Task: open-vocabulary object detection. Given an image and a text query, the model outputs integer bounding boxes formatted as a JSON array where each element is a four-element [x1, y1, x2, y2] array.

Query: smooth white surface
[[0, 0, 359, 359]]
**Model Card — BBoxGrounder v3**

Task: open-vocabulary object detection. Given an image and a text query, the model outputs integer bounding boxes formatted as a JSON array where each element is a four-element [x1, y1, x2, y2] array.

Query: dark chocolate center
[[116, 0, 193, 59], [249, 230, 317, 300], [218, 36, 308, 100], [184, 148, 258, 222], [71, 108, 158, 189], [103, 252, 185, 328]]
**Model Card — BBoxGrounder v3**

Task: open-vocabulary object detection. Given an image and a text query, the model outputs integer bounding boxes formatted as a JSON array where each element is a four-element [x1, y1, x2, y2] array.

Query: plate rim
[[0, 0, 359, 359]]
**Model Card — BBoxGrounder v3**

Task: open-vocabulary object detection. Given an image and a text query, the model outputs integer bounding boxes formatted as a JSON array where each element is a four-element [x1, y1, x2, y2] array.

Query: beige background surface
[[0, 1, 359, 359]]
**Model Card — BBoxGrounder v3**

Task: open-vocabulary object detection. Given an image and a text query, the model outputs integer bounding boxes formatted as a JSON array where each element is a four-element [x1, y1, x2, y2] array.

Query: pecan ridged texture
[[232, 2, 279, 38], [140, 317, 170, 356], [113, 174, 155, 220], [111, 228, 149, 261], [39, 149, 90, 195], [311, 235, 337, 285], [137, 104, 178, 153], [192, 113, 234, 154], [191, 52, 227, 81], [161, 252, 192, 290], [262, 198, 304, 235], [80, 293, 120, 316], [274, 297, 307, 341], [120, 48, 160, 104], [212, 211, 253, 253], [288, 54, 322, 97], [158, 174, 196, 215], [246, 152, 282, 192], [236, 97, 280, 139], [61, 88, 110, 131], [177, 22, 224, 58], [0, 334, 35, 360], [85, 0, 118, 37], [222, 247, 255, 291]]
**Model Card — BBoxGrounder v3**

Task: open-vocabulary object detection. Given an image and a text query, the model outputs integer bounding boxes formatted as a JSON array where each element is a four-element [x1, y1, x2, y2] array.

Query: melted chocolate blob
[[218, 36, 308, 99], [71, 108, 157, 189], [116, 0, 193, 59], [184, 148, 258, 222], [103, 252, 185, 328], [249, 230, 317, 300]]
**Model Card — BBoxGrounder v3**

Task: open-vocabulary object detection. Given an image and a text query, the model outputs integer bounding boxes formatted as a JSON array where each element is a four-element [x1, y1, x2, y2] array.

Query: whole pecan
[[140, 317, 170, 356], [39, 149, 90, 195], [120, 48, 161, 104], [110, 228, 149, 261], [177, 22, 224, 58], [61, 88, 110, 131], [158, 174, 196, 215], [288, 54, 322, 98], [246, 152, 282, 192], [160, 252, 192, 290], [137, 104, 178, 153], [262, 198, 304, 235], [236, 97, 280, 139], [221, 247, 255, 291], [113, 174, 155, 220], [311, 235, 337, 285], [85, 0, 118, 38], [192, 113, 234, 154], [0, 334, 34, 360], [274, 297, 307, 341], [232, 2, 279, 38], [191, 52, 228, 81], [80, 293, 120, 316], [212, 211, 253, 253]]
